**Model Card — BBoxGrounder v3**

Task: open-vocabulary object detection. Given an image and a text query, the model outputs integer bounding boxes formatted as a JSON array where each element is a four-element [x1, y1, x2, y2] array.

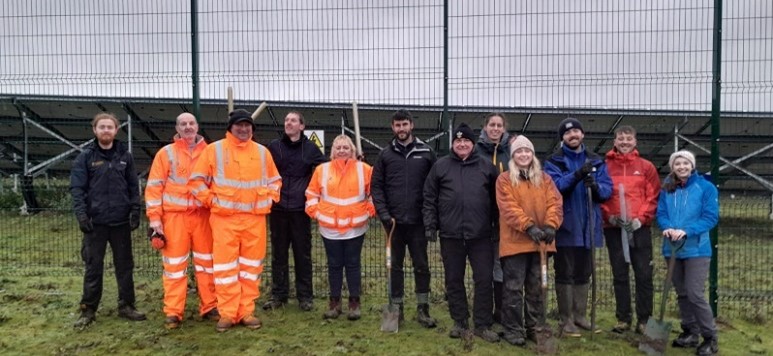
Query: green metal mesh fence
[[0, 1, 771, 321]]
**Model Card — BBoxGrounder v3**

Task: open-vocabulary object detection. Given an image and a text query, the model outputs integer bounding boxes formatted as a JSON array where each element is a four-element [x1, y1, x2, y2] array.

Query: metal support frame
[[676, 134, 773, 192], [26, 121, 129, 177]]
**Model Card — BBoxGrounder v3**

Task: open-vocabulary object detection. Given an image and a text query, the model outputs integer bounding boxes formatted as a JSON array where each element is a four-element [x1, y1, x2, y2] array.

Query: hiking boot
[[474, 327, 501, 343], [323, 297, 342, 319], [347, 296, 361, 321], [635, 322, 647, 335], [672, 331, 700, 348], [449, 319, 469, 338], [241, 315, 262, 330], [299, 300, 314, 312], [74, 307, 96, 328], [611, 321, 630, 334], [416, 304, 437, 328], [216, 318, 234, 332], [503, 332, 526, 346], [696, 336, 718, 356], [202, 308, 220, 321], [117, 305, 147, 321], [262, 299, 286, 311], [164, 315, 181, 330]]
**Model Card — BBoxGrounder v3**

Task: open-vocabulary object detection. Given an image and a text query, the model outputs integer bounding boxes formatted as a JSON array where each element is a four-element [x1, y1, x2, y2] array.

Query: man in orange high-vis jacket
[[188, 109, 282, 332], [145, 112, 218, 330]]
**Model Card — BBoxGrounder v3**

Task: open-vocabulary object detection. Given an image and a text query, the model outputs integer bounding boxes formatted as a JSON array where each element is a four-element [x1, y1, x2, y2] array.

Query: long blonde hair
[[508, 156, 543, 187]]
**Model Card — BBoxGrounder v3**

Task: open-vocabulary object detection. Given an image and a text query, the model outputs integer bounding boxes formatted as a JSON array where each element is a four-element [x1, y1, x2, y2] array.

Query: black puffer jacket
[[422, 149, 500, 240], [70, 140, 140, 226], [267, 134, 328, 212], [371, 137, 436, 225]]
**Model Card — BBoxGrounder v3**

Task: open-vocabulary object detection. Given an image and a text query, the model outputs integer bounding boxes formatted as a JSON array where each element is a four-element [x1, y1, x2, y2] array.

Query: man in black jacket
[[70, 112, 145, 328], [423, 123, 501, 343], [371, 109, 437, 328], [264, 111, 327, 311]]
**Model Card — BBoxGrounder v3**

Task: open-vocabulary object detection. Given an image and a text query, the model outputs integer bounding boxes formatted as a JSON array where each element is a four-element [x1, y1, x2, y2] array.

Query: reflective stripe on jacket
[[145, 135, 208, 223], [305, 159, 375, 231], [188, 132, 281, 216]]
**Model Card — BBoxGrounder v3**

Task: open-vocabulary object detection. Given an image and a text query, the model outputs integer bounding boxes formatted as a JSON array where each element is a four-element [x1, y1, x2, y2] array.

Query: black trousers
[[80, 223, 135, 310], [554, 246, 592, 285], [501, 253, 543, 337], [604, 226, 654, 324], [268, 210, 314, 302], [390, 223, 431, 301], [440, 237, 494, 329]]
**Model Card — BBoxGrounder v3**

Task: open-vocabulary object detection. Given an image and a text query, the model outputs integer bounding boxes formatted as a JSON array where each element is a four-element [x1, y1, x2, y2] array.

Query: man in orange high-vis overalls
[[145, 112, 218, 330], [189, 109, 281, 332]]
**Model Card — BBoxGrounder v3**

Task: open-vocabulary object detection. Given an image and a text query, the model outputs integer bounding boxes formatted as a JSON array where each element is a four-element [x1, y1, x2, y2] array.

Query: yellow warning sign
[[305, 130, 325, 154]]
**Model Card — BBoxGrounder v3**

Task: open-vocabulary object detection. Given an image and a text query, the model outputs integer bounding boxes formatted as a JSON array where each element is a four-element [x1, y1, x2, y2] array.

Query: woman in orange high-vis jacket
[[495, 135, 563, 346], [145, 113, 218, 329], [188, 109, 281, 332], [305, 134, 375, 321]]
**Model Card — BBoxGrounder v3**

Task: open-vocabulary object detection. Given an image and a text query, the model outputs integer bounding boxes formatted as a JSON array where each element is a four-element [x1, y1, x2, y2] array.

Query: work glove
[[573, 161, 595, 180], [129, 210, 141, 231], [608, 215, 624, 227], [147, 228, 166, 250], [542, 227, 556, 244], [583, 174, 598, 191], [425, 228, 437, 242], [526, 225, 545, 244], [381, 217, 394, 232], [77, 215, 93, 234], [623, 218, 642, 233]]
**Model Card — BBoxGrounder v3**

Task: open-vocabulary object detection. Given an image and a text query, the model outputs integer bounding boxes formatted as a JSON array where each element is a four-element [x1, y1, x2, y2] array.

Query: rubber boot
[[556, 284, 581, 337], [347, 296, 361, 321], [323, 296, 342, 319], [572, 284, 600, 333], [493, 281, 503, 324]]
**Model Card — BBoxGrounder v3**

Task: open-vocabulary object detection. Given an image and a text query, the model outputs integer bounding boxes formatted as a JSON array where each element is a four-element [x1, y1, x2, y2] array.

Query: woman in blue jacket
[[656, 150, 719, 356]]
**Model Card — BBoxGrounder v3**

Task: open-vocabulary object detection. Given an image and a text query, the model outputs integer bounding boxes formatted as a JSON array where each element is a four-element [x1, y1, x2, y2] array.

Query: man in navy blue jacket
[[264, 111, 327, 311], [544, 117, 613, 337], [70, 112, 145, 328]]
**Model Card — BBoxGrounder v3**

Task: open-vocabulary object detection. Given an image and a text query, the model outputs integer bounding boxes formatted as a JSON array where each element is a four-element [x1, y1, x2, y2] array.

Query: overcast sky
[[0, 0, 770, 112]]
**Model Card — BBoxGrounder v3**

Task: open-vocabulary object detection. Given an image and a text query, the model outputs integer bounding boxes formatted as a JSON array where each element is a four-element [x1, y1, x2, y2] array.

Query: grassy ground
[[0, 274, 770, 356]]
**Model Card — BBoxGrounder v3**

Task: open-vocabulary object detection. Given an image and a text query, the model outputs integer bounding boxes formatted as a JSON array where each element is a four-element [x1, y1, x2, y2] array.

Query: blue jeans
[[323, 235, 364, 298]]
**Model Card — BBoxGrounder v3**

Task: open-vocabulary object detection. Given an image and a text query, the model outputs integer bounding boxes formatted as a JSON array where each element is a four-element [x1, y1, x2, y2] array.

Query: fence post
[[708, 0, 723, 318]]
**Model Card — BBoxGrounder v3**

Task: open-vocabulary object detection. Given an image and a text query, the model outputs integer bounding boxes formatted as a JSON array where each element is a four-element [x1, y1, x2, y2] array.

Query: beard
[[97, 134, 115, 146]]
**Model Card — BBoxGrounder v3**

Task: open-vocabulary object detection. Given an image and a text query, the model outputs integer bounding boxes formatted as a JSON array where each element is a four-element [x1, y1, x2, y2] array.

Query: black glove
[[425, 229, 437, 242], [574, 161, 594, 180], [583, 174, 598, 191], [526, 225, 545, 244], [543, 227, 556, 244], [129, 210, 140, 231], [381, 218, 394, 232], [77, 215, 93, 234]]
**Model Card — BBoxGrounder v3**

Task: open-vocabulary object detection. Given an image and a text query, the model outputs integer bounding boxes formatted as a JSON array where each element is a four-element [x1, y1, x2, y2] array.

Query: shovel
[[639, 239, 685, 355], [380, 218, 400, 333], [535, 241, 558, 354]]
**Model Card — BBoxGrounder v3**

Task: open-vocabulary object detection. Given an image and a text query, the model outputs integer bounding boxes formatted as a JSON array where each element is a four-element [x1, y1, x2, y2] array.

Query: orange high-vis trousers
[[209, 213, 267, 322], [161, 209, 217, 319]]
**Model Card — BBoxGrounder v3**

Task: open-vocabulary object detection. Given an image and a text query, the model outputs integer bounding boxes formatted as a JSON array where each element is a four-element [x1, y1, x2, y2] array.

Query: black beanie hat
[[453, 122, 476, 142], [227, 109, 253, 130], [557, 117, 584, 138]]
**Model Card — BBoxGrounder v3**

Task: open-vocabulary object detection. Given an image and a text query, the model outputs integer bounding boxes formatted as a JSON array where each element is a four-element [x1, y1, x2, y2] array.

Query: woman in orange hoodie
[[306, 134, 375, 321], [495, 135, 563, 346]]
